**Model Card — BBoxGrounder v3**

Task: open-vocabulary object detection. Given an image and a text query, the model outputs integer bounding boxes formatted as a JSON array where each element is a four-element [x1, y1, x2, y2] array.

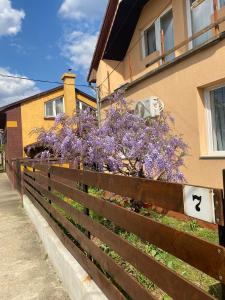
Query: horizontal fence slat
[[24, 182, 155, 300], [24, 170, 48, 188], [25, 163, 50, 173], [24, 184, 126, 300], [23, 179, 216, 300], [24, 165, 225, 226], [51, 167, 184, 212], [47, 176, 225, 283], [49, 166, 224, 225]]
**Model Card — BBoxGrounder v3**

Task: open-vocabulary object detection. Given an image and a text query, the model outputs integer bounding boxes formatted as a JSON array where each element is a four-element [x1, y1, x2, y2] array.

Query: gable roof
[[88, 0, 149, 83], [0, 86, 96, 113]]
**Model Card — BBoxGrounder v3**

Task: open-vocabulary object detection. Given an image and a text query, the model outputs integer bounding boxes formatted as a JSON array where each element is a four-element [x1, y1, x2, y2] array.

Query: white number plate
[[183, 186, 216, 224]]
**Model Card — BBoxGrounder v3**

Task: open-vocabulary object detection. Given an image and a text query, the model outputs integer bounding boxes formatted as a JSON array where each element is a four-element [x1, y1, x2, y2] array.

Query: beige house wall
[[97, 0, 225, 188], [125, 39, 225, 188], [97, 0, 190, 99], [96, 59, 125, 99]]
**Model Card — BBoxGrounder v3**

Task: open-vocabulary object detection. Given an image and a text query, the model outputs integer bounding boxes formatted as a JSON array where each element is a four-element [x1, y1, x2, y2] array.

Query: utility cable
[[0, 73, 93, 89]]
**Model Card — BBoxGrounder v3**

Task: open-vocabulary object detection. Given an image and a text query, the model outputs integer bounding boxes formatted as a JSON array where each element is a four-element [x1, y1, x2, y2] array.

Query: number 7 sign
[[183, 186, 216, 224]]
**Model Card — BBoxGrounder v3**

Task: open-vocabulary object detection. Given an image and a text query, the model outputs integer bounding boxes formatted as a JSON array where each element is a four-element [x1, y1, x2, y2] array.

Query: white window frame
[[186, 0, 216, 49], [141, 5, 173, 60], [141, 23, 157, 58], [204, 84, 225, 157], [44, 97, 65, 118]]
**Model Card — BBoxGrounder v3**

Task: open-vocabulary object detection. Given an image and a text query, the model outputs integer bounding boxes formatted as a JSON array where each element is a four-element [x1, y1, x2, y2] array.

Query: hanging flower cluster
[[34, 92, 188, 182]]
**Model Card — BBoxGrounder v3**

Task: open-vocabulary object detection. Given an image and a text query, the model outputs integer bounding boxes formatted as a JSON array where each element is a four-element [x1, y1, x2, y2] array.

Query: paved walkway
[[0, 173, 70, 300]]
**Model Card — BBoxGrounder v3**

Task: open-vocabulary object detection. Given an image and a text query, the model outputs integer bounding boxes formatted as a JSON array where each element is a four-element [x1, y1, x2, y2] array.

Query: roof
[[88, 0, 149, 83], [0, 85, 96, 113], [87, 0, 120, 83], [75, 88, 96, 103]]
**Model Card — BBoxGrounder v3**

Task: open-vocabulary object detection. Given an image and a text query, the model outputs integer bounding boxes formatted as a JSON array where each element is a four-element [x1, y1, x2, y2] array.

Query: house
[[0, 72, 96, 169], [88, 0, 225, 188]]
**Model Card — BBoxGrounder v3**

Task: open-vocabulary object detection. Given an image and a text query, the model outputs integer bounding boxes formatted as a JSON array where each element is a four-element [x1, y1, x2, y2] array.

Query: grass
[[52, 187, 221, 299]]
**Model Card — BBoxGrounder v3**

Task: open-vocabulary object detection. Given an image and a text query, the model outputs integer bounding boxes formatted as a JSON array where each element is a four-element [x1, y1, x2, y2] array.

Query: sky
[[0, 0, 108, 105]]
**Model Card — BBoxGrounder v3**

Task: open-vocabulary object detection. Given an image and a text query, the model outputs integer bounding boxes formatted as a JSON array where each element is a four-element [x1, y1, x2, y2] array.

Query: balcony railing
[[146, 13, 225, 69]]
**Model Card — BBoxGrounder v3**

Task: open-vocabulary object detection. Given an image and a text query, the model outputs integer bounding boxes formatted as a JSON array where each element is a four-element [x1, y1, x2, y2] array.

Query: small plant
[[189, 220, 199, 232]]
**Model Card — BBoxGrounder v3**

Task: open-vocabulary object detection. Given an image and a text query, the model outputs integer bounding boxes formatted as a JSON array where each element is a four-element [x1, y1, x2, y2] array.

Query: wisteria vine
[[33, 91, 188, 183]]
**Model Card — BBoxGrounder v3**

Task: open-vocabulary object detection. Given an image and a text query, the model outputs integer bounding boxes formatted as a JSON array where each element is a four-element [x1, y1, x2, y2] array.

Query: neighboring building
[[88, 0, 225, 188], [0, 72, 96, 166]]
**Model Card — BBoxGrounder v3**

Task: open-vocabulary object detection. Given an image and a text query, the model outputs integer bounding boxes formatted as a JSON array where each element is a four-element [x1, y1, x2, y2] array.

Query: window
[[220, 0, 225, 8], [144, 24, 156, 56], [160, 9, 174, 62], [45, 97, 64, 118], [205, 85, 225, 154], [187, 0, 214, 47], [76, 100, 95, 114], [142, 8, 174, 62]]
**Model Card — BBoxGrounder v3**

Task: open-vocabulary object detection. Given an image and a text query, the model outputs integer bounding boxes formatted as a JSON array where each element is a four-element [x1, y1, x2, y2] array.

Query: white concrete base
[[23, 194, 108, 300]]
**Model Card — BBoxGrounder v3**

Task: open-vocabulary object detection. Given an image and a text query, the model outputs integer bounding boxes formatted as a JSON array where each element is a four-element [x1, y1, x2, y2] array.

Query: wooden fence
[[21, 161, 225, 300]]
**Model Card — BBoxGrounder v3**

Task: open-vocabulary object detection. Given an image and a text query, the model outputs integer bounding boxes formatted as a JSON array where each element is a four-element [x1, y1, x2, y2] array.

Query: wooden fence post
[[79, 162, 90, 239], [48, 166, 52, 205], [14, 159, 21, 192], [32, 165, 36, 195], [22, 163, 27, 191], [83, 183, 91, 239], [219, 169, 225, 298], [21, 163, 26, 207]]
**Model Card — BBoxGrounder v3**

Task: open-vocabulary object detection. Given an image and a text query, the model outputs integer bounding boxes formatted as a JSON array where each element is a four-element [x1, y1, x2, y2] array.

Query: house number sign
[[183, 186, 216, 224]]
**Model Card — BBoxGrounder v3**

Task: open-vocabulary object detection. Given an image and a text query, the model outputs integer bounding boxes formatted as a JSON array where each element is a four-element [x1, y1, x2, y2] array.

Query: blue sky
[[0, 0, 108, 105]]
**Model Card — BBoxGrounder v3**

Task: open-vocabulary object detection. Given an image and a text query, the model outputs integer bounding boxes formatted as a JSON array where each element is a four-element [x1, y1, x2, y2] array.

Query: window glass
[[76, 100, 80, 113], [160, 9, 174, 62], [144, 24, 156, 56], [210, 87, 225, 151], [190, 0, 212, 46], [82, 103, 89, 110], [55, 98, 64, 115], [220, 0, 225, 7], [45, 101, 54, 117]]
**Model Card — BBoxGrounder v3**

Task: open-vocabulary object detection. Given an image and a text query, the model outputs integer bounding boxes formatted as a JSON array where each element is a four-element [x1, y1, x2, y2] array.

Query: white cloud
[[0, 0, 25, 36], [0, 68, 40, 106], [61, 30, 98, 72], [59, 0, 107, 21]]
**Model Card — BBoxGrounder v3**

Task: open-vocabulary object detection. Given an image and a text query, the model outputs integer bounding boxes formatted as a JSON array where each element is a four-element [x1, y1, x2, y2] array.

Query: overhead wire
[[0, 3, 169, 92], [0, 73, 93, 89]]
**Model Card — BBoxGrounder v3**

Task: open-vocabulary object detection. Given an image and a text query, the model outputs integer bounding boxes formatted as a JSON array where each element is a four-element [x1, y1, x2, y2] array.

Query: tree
[[34, 91, 188, 183]]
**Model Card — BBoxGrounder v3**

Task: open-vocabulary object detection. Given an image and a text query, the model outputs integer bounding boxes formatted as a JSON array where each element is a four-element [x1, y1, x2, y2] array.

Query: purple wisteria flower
[[34, 91, 188, 183]]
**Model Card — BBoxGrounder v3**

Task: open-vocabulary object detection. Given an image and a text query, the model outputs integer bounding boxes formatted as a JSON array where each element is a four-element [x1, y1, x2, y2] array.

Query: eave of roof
[[87, 0, 149, 83], [87, 0, 120, 82], [0, 86, 96, 112], [75, 88, 96, 102], [0, 85, 63, 112]]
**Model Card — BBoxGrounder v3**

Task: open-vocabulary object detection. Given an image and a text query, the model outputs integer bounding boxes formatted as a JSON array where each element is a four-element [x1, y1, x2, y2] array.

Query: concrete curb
[[23, 194, 108, 300]]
